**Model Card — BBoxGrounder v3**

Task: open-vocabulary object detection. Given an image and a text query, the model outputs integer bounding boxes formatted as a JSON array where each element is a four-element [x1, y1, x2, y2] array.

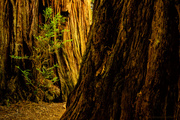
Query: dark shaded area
[[60, 0, 180, 119]]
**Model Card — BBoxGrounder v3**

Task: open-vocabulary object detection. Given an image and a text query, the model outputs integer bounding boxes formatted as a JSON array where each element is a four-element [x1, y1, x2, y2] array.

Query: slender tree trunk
[[60, 0, 179, 119]]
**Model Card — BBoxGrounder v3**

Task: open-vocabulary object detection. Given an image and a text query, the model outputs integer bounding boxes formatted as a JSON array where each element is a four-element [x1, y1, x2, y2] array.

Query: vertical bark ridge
[[61, 0, 179, 119]]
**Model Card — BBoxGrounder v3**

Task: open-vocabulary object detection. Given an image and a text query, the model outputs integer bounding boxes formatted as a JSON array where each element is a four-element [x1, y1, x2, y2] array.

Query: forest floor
[[0, 101, 66, 120]]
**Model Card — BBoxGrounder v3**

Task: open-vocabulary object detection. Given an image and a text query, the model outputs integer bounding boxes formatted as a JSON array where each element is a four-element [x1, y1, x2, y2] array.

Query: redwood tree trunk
[[60, 0, 179, 119], [52, 0, 92, 101], [0, 0, 39, 103]]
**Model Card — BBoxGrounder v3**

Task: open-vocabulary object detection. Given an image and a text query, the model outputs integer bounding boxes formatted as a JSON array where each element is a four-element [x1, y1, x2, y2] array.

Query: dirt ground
[[0, 101, 66, 120]]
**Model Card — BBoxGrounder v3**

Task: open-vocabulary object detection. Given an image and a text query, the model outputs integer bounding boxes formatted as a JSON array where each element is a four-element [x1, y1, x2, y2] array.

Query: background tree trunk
[[52, 0, 92, 101], [0, 0, 91, 104], [60, 0, 179, 119]]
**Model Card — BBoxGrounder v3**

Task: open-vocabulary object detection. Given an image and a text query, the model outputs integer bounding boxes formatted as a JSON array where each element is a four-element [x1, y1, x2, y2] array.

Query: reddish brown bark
[[60, 0, 179, 119]]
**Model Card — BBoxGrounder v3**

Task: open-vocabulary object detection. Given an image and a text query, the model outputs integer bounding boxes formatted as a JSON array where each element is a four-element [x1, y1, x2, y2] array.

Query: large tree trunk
[[60, 0, 179, 119], [0, 0, 91, 104], [0, 0, 39, 104]]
